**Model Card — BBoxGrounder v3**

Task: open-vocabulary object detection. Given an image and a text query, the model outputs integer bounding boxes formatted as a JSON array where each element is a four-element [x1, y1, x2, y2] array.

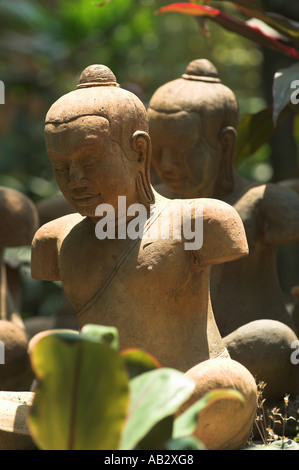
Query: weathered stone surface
[[224, 319, 299, 403], [0, 186, 38, 326], [148, 58, 299, 400], [0, 320, 33, 391], [179, 358, 257, 450], [148, 58, 299, 337], [0, 391, 36, 450]]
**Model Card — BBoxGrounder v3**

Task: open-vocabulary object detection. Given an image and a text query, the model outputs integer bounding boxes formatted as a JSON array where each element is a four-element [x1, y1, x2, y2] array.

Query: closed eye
[[54, 166, 68, 173], [84, 160, 101, 168]]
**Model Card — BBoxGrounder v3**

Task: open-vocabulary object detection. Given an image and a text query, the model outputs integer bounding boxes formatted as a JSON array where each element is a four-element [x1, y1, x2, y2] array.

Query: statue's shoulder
[[33, 212, 84, 244], [192, 197, 242, 223], [166, 197, 249, 264], [255, 182, 299, 218], [259, 182, 299, 244], [31, 213, 84, 281], [157, 195, 244, 228], [235, 181, 299, 208]]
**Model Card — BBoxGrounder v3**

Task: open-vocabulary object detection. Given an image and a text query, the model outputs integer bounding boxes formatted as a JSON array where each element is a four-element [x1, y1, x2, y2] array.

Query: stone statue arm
[[190, 198, 249, 265], [31, 221, 61, 281], [261, 183, 299, 245]]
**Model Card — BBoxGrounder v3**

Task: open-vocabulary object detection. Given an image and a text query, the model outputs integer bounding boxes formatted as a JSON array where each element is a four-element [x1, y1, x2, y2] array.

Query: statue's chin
[[64, 195, 100, 217]]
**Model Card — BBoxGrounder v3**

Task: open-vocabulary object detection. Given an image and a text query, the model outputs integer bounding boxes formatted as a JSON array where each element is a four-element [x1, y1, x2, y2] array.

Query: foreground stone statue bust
[[31, 64, 250, 372], [28, 65, 259, 449], [29, 64, 259, 448]]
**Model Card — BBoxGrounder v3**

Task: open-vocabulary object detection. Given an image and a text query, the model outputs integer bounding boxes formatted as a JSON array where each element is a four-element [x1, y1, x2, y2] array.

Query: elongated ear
[[131, 131, 154, 205], [131, 131, 151, 164], [215, 126, 236, 196], [219, 126, 237, 155]]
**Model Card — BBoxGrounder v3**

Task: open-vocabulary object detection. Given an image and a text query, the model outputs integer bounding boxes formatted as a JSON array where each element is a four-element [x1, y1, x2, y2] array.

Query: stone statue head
[[148, 59, 239, 198], [44, 65, 154, 218]]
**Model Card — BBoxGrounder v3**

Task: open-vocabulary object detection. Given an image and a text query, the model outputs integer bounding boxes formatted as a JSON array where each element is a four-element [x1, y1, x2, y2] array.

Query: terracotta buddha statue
[[147, 59, 299, 404], [30, 64, 250, 373], [148, 58, 299, 338], [28, 65, 261, 450]]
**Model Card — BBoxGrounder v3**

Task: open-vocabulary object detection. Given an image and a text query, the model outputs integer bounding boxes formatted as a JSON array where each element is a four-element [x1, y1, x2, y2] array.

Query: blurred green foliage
[[28, 324, 244, 450], [0, 0, 266, 204]]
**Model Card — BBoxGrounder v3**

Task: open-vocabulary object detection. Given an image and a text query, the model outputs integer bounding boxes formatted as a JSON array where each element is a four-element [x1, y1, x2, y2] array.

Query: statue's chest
[[58, 232, 190, 309]]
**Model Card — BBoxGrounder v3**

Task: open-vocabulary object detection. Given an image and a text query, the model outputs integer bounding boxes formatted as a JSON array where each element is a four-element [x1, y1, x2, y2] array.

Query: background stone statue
[[148, 58, 299, 337], [147, 59, 299, 403], [0, 187, 38, 390]]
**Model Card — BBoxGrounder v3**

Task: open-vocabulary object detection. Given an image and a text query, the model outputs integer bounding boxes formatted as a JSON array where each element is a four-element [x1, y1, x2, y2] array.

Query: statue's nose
[[68, 161, 88, 188], [160, 149, 179, 172]]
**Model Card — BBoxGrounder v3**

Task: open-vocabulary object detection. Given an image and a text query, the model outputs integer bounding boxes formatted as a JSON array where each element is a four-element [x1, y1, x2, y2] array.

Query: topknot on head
[[182, 59, 221, 83], [77, 64, 120, 89]]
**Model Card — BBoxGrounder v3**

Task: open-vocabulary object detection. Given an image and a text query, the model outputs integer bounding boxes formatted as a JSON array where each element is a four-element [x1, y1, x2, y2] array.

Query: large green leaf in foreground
[[27, 332, 129, 450], [120, 368, 195, 450]]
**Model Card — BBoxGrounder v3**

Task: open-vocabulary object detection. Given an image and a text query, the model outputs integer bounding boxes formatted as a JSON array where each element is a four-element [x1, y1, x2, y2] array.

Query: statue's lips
[[162, 175, 185, 185], [72, 194, 100, 205]]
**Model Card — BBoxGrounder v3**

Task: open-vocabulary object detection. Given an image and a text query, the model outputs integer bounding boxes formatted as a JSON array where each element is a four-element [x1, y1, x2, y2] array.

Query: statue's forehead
[[148, 109, 202, 134], [45, 116, 113, 156], [45, 115, 110, 141]]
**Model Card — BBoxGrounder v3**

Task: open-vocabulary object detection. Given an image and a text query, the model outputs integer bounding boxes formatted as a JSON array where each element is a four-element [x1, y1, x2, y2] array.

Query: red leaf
[[157, 3, 299, 60], [157, 3, 219, 17]]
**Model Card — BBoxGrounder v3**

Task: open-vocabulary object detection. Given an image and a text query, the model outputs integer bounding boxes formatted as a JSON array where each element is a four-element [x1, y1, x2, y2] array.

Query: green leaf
[[121, 348, 161, 379], [173, 388, 244, 439], [273, 62, 299, 124], [137, 415, 174, 450], [234, 105, 291, 165], [27, 334, 129, 450], [234, 106, 274, 165], [167, 436, 206, 450], [81, 323, 119, 350], [120, 368, 195, 450]]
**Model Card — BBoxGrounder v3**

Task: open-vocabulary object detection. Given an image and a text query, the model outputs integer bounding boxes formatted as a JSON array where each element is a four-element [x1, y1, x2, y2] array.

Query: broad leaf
[[273, 62, 299, 124], [120, 368, 195, 450], [234, 105, 291, 165], [157, 3, 299, 59], [27, 334, 129, 450], [137, 415, 174, 450], [167, 436, 206, 450], [121, 348, 161, 379], [173, 388, 244, 439], [81, 323, 119, 350], [234, 106, 274, 165]]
